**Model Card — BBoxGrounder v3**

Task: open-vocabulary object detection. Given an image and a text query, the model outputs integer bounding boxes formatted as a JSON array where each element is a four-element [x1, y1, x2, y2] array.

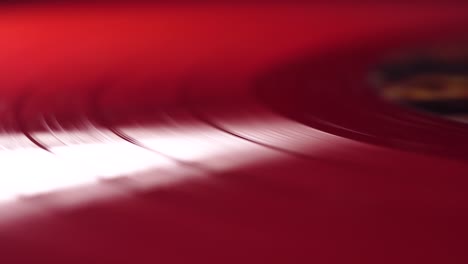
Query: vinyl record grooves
[[255, 29, 468, 160], [0, 3, 468, 264]]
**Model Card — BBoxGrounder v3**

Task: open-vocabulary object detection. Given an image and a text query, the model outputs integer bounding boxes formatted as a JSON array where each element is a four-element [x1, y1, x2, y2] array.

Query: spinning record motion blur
[[0, 2, 468, 264]]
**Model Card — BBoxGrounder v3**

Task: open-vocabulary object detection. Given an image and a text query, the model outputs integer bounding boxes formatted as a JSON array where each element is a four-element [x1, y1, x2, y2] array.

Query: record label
[[373, 45, 468, 123]]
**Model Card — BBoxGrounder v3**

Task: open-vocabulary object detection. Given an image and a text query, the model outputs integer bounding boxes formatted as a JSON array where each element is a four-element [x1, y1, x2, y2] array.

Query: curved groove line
[[40, 114, 68, 147], [87, 82, 322, 199], [174, 81, 378, 172], [87, 82, 213, 172], [13, 91, 52, 153]]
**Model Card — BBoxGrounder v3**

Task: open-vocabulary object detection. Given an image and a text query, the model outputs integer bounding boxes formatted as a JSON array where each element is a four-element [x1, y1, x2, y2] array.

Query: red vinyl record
[[0, 2, 468, 264]]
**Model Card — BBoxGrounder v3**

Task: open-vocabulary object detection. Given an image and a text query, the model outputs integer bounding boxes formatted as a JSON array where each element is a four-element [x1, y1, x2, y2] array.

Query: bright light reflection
[[0, 141, 174, 201], [0, 123, 275, 203], [0, 115, 342, 218]]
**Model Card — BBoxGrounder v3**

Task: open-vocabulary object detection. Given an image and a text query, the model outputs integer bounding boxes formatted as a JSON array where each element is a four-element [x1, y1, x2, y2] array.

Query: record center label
[[373, 47, 468, 123]]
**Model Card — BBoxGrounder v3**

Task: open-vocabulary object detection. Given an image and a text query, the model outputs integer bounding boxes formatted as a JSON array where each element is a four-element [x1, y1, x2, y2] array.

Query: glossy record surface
[[0, 3, 468, 263]]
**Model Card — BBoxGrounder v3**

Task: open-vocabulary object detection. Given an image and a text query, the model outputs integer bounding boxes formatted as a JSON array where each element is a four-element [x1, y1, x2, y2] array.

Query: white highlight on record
[[0, 114, 341, 218]]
